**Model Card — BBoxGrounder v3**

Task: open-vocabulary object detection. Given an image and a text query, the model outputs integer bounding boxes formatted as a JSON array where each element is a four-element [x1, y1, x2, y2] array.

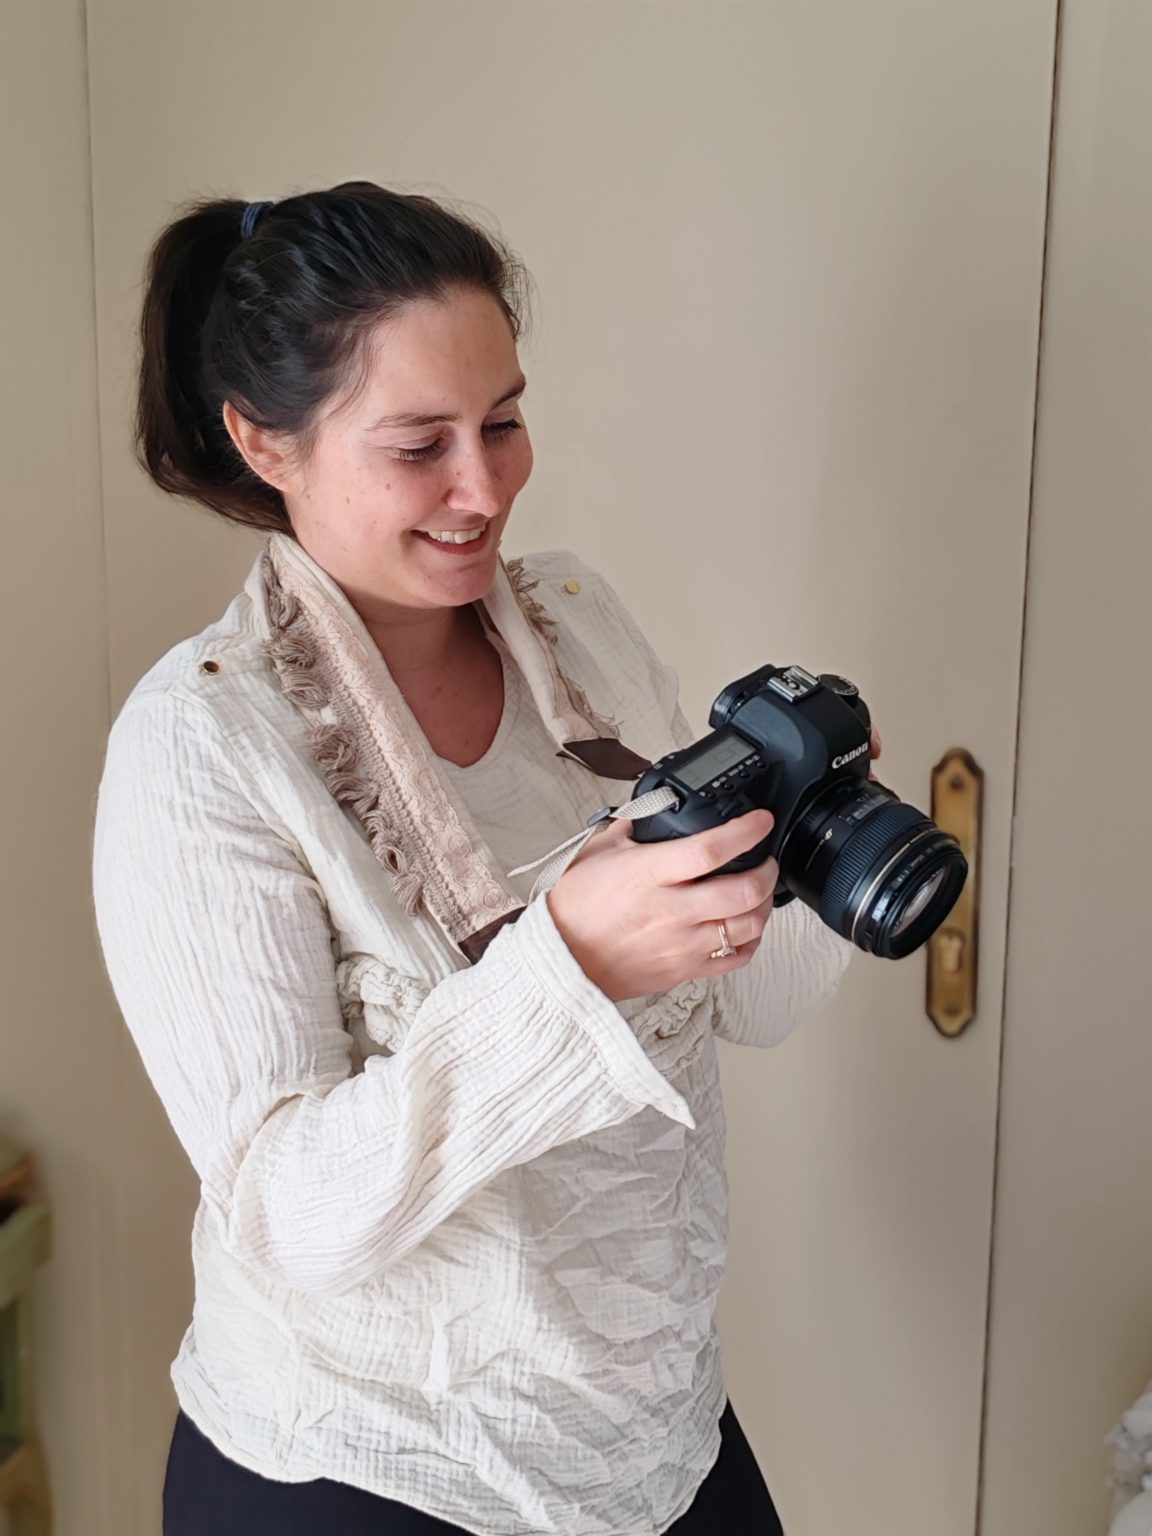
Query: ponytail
[[137, 198, 288, 532]]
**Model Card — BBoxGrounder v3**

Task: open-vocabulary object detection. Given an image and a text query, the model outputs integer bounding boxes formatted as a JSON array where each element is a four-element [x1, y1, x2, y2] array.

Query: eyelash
[[393, 419, 523, 464]]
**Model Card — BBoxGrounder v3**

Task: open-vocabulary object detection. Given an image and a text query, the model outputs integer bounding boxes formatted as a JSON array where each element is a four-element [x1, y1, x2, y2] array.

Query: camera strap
[[507, 785, 680, 903]]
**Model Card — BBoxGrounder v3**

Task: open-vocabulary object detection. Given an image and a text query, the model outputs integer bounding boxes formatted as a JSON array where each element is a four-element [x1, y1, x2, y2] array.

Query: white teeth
[[421, 528, 485, 545]]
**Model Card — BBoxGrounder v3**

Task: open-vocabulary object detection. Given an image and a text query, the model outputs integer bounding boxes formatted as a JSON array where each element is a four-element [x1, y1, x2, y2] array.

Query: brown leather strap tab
[[459, 907, 526, 965], [560, 739, 652, 780]]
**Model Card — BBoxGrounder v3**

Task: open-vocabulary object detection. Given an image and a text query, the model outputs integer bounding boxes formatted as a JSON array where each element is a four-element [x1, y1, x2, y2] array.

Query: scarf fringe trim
[[261, 554, 425, 917]]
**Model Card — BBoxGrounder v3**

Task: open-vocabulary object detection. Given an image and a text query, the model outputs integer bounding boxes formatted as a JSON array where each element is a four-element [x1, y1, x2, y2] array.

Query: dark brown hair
[[136, 180, 529, 534]]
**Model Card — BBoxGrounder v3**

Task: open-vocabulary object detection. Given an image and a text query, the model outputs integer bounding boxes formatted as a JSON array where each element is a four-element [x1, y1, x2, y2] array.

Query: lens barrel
[[783, 779, 967, 959]]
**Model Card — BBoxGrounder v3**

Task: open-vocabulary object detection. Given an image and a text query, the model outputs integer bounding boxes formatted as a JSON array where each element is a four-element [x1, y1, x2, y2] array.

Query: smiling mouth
[[412, 524, 493, 554]]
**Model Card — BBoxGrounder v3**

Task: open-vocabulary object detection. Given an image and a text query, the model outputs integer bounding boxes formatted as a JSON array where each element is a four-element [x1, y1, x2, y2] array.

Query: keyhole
[[937, 928, 964, 975]]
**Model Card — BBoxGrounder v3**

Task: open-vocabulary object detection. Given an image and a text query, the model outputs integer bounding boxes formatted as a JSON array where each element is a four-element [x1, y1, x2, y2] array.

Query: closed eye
[[393, 419, 524, 464]]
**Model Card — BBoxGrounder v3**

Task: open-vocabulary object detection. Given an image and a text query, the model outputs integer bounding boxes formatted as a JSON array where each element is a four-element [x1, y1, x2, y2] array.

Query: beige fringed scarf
[[254, 534, 650, 963]]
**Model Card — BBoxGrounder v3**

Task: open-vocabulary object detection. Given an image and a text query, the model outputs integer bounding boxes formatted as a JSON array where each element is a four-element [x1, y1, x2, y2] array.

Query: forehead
[[356, 289, 519, 407]]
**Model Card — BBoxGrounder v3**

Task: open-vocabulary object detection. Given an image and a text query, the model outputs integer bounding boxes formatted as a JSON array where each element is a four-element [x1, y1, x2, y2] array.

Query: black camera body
[[633, 664, 872, 895], [631, 664, 966, 958]]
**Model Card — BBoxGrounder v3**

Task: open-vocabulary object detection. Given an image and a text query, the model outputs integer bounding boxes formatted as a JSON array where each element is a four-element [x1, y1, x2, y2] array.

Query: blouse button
[[564, 580, 581, 595]]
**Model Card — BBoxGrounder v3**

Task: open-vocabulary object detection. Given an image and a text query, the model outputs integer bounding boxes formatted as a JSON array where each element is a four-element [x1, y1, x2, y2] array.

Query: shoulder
[[96, 603, 313, 884], [509, 548, 657, 655], [510, 548, 599, 580], [506, 547, 610, 603], [99, 585, 311, 839], [108, 582, 290, 752], [509, 547, 686, 742], [118, 586, 267, 707]]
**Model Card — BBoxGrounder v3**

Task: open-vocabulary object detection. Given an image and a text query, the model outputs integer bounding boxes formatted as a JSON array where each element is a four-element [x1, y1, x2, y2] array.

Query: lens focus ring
[[817, 802, 928, 939]]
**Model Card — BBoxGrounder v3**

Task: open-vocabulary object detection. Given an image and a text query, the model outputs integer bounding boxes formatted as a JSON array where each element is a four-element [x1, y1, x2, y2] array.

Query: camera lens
[[782, 779, 967, 959], [889, 868, 948, 940]]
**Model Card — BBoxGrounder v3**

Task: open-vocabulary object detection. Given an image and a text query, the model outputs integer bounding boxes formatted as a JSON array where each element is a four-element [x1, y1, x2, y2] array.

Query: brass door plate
[[926, 749, 983, 1037]]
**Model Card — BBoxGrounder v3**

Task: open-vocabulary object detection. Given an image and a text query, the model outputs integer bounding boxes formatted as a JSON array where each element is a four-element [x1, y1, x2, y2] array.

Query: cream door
[[86, 3, 1056, 1532], [981, 4, 1152, 1532]]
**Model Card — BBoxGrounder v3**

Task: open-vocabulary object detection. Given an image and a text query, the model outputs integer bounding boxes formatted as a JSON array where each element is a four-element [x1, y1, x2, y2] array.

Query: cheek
[[506, 433, 534, 493], [302, 442, 369, 507], [359, 457, 432, 526]]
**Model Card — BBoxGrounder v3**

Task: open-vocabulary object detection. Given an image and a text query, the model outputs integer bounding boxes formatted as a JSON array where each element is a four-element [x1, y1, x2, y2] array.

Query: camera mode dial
[[818, 672, 859, 699]]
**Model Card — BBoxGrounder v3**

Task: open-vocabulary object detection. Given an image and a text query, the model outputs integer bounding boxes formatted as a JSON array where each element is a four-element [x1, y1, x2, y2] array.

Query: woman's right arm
[[92, 693, 695, 1299]]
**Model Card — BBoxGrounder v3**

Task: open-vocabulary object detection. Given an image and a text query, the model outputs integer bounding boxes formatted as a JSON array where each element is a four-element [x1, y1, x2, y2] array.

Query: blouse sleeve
[[92, 692, 693, 1299], [709, 898, 855, 1048]]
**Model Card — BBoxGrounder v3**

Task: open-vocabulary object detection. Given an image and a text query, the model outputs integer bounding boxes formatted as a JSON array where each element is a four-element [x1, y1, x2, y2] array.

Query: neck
[[362, 601, 486, 680]]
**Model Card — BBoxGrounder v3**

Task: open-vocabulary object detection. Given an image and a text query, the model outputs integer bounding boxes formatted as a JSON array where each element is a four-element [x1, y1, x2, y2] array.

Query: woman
[[93, 181, 864, 1535]]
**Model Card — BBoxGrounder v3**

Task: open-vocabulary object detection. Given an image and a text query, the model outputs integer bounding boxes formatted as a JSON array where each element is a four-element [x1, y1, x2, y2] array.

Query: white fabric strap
[[508, 786, 680, 903]]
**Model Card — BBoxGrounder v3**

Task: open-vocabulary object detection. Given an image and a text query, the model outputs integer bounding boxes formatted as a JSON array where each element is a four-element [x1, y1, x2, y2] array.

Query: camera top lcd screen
[[676, 732, 751, 790]]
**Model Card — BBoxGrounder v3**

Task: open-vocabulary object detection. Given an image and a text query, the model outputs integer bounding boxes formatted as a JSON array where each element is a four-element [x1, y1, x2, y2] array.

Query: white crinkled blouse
[[92, 534, 854, 1536]]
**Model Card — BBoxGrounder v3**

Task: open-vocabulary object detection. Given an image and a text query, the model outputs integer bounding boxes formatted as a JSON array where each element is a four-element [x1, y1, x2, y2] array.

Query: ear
[[222, 400, 299, 495]]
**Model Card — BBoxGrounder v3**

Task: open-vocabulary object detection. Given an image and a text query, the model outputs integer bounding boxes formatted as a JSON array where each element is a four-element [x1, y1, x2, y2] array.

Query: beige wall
[[981, 3, 1152, 1531], [0, 3, 125, 1533], [4, 2, 1152, 1533]]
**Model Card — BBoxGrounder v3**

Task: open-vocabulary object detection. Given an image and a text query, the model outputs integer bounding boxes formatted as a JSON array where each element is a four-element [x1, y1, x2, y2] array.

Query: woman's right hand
[[546, 809, 779, 1002]]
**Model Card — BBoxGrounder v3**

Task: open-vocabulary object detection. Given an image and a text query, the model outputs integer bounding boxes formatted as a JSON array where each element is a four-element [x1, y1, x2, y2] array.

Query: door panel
[[981, 4, 1152, 1531]]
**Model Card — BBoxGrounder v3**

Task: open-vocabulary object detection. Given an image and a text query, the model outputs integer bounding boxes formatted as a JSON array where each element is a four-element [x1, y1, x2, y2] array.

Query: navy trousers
[[163, 1401, 784, 1535]]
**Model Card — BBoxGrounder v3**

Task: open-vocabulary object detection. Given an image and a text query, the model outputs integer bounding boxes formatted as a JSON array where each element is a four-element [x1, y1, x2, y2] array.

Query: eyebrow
[[367, 376, 527, 432]]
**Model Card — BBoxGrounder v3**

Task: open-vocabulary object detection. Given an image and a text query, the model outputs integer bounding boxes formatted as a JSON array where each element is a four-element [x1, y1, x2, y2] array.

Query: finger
[[728, 891, 776, 943], [695, 928, 765, 975], [681, 860, 780, 924], [698, 898, 774, 953], [640, 810, 776, 887], [869, 727, 882, 759]]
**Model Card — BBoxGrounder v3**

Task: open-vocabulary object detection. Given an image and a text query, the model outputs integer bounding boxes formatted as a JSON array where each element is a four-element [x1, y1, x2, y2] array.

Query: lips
[[412, 524, 492, 555]]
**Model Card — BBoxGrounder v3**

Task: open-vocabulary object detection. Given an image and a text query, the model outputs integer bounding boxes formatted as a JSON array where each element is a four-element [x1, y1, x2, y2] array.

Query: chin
[[415, 566, 498, 609]]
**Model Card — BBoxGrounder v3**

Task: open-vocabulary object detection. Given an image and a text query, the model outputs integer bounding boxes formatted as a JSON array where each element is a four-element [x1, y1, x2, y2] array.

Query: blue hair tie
[[240, 200, 273, 240]]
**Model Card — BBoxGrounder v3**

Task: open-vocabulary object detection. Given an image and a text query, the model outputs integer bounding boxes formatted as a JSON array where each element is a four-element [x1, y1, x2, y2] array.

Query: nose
[[444, 439, 505, 519]]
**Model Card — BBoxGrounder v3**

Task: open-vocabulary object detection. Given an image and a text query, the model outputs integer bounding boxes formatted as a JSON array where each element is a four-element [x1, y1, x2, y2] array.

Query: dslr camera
[[630, 664, 967, 959]]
